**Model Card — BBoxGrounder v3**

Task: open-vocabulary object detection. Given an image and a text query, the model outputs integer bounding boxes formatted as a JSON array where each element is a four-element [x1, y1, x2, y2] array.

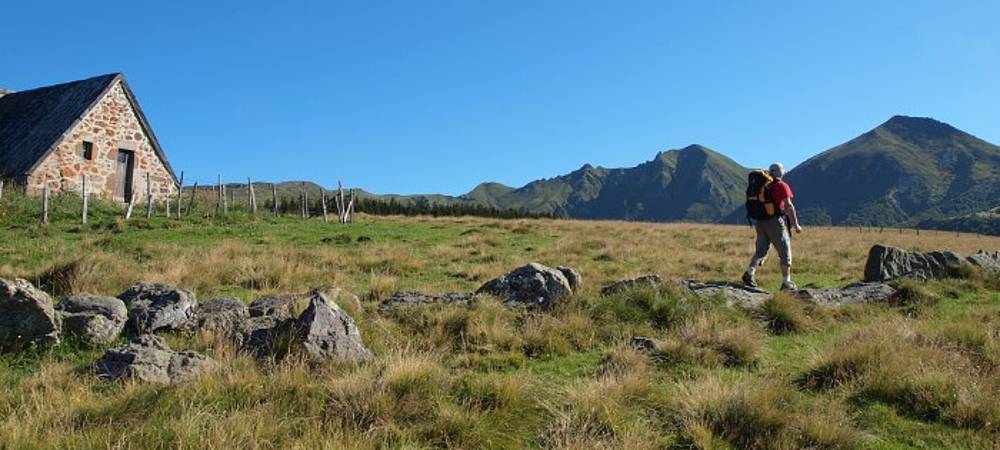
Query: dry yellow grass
[[1, 214, 998, 449]]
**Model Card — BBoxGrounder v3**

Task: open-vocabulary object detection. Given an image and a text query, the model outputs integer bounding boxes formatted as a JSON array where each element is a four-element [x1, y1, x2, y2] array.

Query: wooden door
[[115, 150, 135, 201]]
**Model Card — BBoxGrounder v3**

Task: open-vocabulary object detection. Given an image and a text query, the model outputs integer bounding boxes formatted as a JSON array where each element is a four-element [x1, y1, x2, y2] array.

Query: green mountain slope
[[785, 116, 1000, 227], [483, 145, 747, 221]]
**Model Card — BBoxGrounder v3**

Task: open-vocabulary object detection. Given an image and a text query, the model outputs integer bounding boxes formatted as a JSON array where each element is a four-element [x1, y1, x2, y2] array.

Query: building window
[[82, 141, 94, 160]]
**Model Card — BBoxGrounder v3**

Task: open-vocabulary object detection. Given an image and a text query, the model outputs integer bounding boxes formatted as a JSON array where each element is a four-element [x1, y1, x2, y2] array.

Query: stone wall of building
[[25, 81, 176, 201]]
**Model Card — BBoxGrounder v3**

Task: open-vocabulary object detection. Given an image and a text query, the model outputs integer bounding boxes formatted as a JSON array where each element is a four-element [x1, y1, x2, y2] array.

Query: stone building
[[0, 73, 177, 201]]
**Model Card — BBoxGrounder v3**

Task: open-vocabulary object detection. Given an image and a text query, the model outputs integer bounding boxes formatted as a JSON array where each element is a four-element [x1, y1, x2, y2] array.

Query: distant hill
[[785, 116, 1000, 227], [204, 115, 1000, 234], [475, 145, 747, 221]]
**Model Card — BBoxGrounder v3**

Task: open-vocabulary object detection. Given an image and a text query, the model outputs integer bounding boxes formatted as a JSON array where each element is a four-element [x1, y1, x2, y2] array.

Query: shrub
[[759, 293, 814, 335]]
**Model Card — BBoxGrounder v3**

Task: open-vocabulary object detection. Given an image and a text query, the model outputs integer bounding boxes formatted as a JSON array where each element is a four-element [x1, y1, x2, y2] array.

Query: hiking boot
[[742, 271, 758, 288], [780, 281, 798, 291]]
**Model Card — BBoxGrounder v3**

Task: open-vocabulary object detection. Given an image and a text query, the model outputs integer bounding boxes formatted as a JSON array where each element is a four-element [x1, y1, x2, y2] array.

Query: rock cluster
[[0, 279, 373, 383]]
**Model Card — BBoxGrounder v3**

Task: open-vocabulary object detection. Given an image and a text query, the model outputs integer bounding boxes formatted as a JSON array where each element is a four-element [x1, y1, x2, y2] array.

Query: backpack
[[745, 169, 782, 221]]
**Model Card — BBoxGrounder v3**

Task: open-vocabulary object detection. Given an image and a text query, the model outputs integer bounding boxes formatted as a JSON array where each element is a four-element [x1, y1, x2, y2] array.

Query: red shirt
[[770, 179, 793, 210]]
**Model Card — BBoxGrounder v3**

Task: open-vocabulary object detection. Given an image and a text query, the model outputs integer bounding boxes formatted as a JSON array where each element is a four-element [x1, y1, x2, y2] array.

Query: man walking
[[743, 163, 803, 290]]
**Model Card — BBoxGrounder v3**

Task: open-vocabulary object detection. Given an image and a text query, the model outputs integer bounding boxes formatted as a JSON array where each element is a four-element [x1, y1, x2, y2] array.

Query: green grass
[[1, 195, 999, 449]]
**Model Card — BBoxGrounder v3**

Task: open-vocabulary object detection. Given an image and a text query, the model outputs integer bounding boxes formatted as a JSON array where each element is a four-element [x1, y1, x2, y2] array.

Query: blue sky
[[3, 1, 998, 195]]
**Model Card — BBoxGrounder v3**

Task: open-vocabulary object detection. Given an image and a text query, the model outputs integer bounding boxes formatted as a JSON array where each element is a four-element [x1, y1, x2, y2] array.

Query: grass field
[[1, 193, 999, 449]]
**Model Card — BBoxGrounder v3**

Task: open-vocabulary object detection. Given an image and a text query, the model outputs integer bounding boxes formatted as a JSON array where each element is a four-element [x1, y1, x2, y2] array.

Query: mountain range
[[264, 115, 1000, 234]]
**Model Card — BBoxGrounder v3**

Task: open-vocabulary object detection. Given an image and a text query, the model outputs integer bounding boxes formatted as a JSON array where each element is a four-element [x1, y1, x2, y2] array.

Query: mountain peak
[[877, 115, 960, 141]]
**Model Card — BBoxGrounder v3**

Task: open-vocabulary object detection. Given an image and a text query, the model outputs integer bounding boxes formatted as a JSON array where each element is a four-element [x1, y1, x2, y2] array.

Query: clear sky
[[3, 1, 998, 195]]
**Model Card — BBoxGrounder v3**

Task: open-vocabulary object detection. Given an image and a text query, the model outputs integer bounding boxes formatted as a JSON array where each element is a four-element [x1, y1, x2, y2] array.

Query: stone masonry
[[25, 81, 176, 201]]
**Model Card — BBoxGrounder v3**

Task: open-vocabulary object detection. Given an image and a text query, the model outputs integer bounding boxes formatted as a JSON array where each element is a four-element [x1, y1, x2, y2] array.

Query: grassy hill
[[786, 116, 1000, 227], [465, 145, 748, 222], [1, 197, 999, 448]]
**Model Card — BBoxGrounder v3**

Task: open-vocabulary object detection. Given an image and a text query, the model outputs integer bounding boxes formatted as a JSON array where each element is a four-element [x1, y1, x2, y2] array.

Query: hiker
[[742, 162, 803, 290]]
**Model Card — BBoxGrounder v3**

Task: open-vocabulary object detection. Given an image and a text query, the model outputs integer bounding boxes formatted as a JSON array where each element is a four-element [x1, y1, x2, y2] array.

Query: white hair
[[768, 163, 785, 178]]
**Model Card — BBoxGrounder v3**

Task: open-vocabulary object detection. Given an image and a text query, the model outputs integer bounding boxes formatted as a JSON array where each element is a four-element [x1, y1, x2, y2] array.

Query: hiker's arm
[[786, 199, 803, 233]]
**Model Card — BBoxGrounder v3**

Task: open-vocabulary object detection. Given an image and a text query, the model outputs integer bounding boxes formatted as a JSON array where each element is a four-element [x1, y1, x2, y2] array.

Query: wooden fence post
[[0, 179, 4, 203], [248, 177, 257, 214], [176, 171, 184, 217], [81, 175, 88, 225], [216, 175, 222, 216], [187, 181, 198, 215], [338, 180, 346, 223], [125, 177, 137, 220], [145, 173, 153, 219], [321, 190, 329, 222], [222, 176, 228, 214], [347, 189, 355, 223], [271, 183, 278, 216], [41, 180, 50, 225]]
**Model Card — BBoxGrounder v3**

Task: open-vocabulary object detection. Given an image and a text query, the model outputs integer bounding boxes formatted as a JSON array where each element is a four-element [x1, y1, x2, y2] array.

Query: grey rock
[[601, 275, 663, 296], [477, 262, 574, 309], [294, 291, 373, 361], [119, 283, 197, 334], [0, 278, 60, 352], [967, 250, 1000, 272], [56, 294, 127, 344], [863, 245, 971, 282], [231, 315, 293, 359], [93, 335, 216, 383], [379, 291, 479, 311], [191, 297, 248, 334], [796, 282, 897, 306], [557, 266, 582, 292], [629, 336, 658, 352], [248, 294, 299, 320], [683, 280, 771, 309]]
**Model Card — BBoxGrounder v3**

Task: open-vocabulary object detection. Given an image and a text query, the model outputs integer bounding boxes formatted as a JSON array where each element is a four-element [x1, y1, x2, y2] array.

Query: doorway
[[115, 149, 135, 201]]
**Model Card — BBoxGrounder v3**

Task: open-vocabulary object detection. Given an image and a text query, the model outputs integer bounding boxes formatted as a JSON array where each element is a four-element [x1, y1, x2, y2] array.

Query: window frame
[[81, 141, 94, 160]]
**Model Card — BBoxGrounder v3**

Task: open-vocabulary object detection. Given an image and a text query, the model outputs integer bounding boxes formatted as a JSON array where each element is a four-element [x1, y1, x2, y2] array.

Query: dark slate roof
[[0, 73, 177, 182]]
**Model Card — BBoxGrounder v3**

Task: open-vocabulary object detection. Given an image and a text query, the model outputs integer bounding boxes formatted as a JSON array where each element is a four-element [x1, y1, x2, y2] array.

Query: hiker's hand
[[794, 224, 803, 234]]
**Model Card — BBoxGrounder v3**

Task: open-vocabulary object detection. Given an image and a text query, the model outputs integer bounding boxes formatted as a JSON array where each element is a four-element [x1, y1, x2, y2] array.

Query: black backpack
[[745, 169, 782, 221]]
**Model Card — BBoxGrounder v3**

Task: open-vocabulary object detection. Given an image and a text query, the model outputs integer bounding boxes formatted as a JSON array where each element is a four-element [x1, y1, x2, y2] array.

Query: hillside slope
[[785, 116, 1000, 227], [484, 145, 747, 221]]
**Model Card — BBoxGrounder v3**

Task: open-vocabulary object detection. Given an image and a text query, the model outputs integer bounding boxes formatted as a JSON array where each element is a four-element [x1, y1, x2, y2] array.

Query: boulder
[[231, 315, 293, 359], [93, 335, 216, 384], [0, 278, 60, 352], [119, 283, 197, 334], [967, 250, 1000, 272], [56, 294, 127, 344], [863, 245, 970, 282], [683, 281, 771, 309], [601, 275, 663, 296], [795, 282, 897, 306], [379, 291, 479, 311], [294, 292, 373, 361], [629, 336, 658, 352], [248, 294, 300, 320], [191, 297, 249, 334], [477, 263, 574, 309], [557, 266, 583, 292]]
